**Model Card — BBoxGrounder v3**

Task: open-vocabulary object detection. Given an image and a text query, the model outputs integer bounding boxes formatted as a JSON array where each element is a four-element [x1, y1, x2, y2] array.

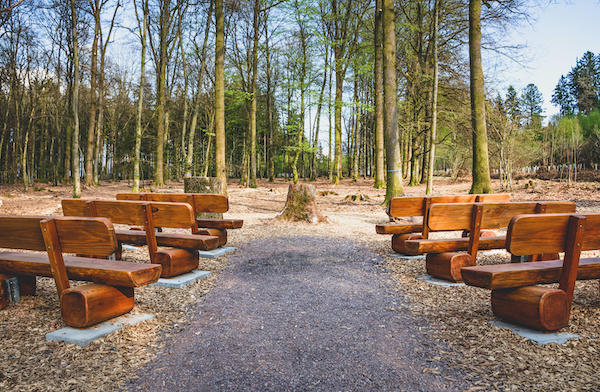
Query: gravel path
[[128, 236, 468, 391]]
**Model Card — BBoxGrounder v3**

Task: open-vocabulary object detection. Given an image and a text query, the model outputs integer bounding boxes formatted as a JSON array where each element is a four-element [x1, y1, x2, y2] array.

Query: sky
[[494, 0, 600, 121]]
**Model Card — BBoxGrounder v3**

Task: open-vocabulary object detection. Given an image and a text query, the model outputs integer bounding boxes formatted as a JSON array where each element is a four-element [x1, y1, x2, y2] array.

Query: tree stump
[[277, 184, 327, 223], [184, 177, 224, 219]]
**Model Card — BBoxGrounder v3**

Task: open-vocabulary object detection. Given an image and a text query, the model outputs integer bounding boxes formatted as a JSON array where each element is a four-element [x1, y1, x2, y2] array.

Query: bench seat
[[116, 229, 220, 251], [0, 251, 161, 287], [375, 223, 422, 235], [195, 218, 243, 230], [462, 258, 600, 290], [404, 236, 506, 255]]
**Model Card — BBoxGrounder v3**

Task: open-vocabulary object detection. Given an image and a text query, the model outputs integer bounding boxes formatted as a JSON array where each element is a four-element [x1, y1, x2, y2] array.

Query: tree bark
[[71, 0, 81, 197], [215, 0, 227, 195], [382, 0, 403, 204], [277, 184, 327, 223], [374, 0, 385, 189], [468, 0, 492, 194]]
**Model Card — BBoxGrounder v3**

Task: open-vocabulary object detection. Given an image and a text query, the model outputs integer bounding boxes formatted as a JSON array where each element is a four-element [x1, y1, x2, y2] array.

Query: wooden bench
[[0, 216, 161, 328], [376, 194, 510, 254], [62, 199, 220, 278], [461, 213, 600, 331], [116, 193, 243, 247], [403, 201, 577, 282]]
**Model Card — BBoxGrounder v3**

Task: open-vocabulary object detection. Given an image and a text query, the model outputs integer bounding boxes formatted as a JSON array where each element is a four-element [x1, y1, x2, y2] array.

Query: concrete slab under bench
[[151, 270, 212, 288], [46, 313, 155, 347]]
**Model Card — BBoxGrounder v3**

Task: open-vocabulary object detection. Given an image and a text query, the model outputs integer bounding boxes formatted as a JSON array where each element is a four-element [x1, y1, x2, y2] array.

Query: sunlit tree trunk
[[132, 0, 148, 192], [215, 0, 227, 194], [374, 0, 385, 189], [469, 0, 492, 194], [426, 0, 440, 195], [383, 0, 403, 204], [70, 0, 81, 197]]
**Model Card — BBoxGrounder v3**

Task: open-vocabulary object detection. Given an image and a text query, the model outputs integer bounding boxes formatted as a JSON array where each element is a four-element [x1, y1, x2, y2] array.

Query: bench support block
[[154, 248, 199, 278], [197, 228, 227, 247], [392, 233, 424, 254], [426, 252, 473, 282], [491, 286, 569, 331], [61, 284, 135, 328]]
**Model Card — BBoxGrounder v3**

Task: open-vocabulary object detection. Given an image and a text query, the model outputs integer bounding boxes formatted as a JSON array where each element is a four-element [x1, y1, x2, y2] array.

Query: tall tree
[[373, 0, 384, 189], [215, 0, 227, 194], [70, 0, 81, 197], [468, 0, 492, 194], [426, 0, 440, 195], [382, 0, 403, 204], [132, 0, 148, 192]]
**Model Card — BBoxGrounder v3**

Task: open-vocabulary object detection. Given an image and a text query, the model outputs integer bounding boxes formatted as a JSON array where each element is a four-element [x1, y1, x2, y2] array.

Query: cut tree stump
[[277, 184, 327, 223], [184, 177, 224, 219]]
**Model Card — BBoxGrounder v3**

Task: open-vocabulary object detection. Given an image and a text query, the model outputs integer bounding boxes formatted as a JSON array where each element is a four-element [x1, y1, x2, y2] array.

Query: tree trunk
[[215, 0, 227, 195], [382, 0, 403, 204], [277, 183, 327, 223], [71, 0, 81, 197], [426, 0, 440, 195], [133, 0, 148, 192], [469, 0, 492, 194], [374, 0, 385, 189]]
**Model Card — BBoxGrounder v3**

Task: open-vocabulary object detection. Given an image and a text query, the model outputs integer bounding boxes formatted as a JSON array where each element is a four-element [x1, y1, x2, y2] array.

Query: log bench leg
[[61, 284, 135, 328], [17, 275, 36, 296], [0, 274, 9, 310], [392, 233, 424, 254], [491, 286, 569, 331], [198, 228, 227, 247], [154, 249, 199, 278], [426, 252, 473, 282]]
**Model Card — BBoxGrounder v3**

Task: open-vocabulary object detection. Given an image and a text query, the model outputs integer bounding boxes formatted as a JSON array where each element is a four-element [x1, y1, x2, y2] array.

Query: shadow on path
[[128, 236, 467, 391]]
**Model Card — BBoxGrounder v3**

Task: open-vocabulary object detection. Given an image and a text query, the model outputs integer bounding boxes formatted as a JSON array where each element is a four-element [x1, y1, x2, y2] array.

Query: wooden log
[[391, 233, 424, 254], [276, 184, 327, 223], [0, 252, 161, 287], [491, 286, 569, 331], [196, 218, 243, 230], [404, 236, 506, 255], [153, 248, 199, 278], [60, 284, 135, 328], [16, 275, 36, 296], [0, 273, 10, 310], [184, 177, 224, 219], [116, 229, 220, 251], [197, 228, 227, 247], [375, 223, 422, 235], [426, 252, 473, 282]]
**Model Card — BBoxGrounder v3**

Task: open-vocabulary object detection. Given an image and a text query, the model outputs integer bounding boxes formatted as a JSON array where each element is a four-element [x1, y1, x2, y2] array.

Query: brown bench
[[62, 199, 220, 278], [376, 194, 510, 254], [462, 213, 600, 331], [403, 201, 576, 282], [116, 193, 243, 247], [0, 216, 161, 328]]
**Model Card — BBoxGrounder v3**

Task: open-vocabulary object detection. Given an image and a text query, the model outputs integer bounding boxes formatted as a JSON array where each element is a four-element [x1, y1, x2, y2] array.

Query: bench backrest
[[0, 215, 117, 256], [116, 193, 229, 214], [388, 194, 510, 217], [426, 201, 576, 231], [62, 199, 196, 229], [507, 213, 600, 256]]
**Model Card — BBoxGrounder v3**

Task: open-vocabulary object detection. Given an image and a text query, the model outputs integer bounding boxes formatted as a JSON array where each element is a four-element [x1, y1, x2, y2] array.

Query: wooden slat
[[375, 223, 422, 235], [0, 252, 161, 287], [52, 217, 118, 257], [64, 199, 195, 229], [116, 193, 230, 214], [403, 236, 506, 255], [462, 258, 600, 290], [427, 201, 576, 231], [116, 230, 220, 251], [506, 213, 600, 256], [196, 218, 243, 230], [0, 216, 47, 251], [388, 194, 510, 217]]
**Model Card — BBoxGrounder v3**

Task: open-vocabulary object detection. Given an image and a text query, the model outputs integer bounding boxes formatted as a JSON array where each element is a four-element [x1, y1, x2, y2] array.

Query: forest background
[[0, 0, 598, 198]]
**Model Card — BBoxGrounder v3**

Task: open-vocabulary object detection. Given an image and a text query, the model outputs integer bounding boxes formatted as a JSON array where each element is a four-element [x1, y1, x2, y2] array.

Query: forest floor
[[1, 174, 600, 391]]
